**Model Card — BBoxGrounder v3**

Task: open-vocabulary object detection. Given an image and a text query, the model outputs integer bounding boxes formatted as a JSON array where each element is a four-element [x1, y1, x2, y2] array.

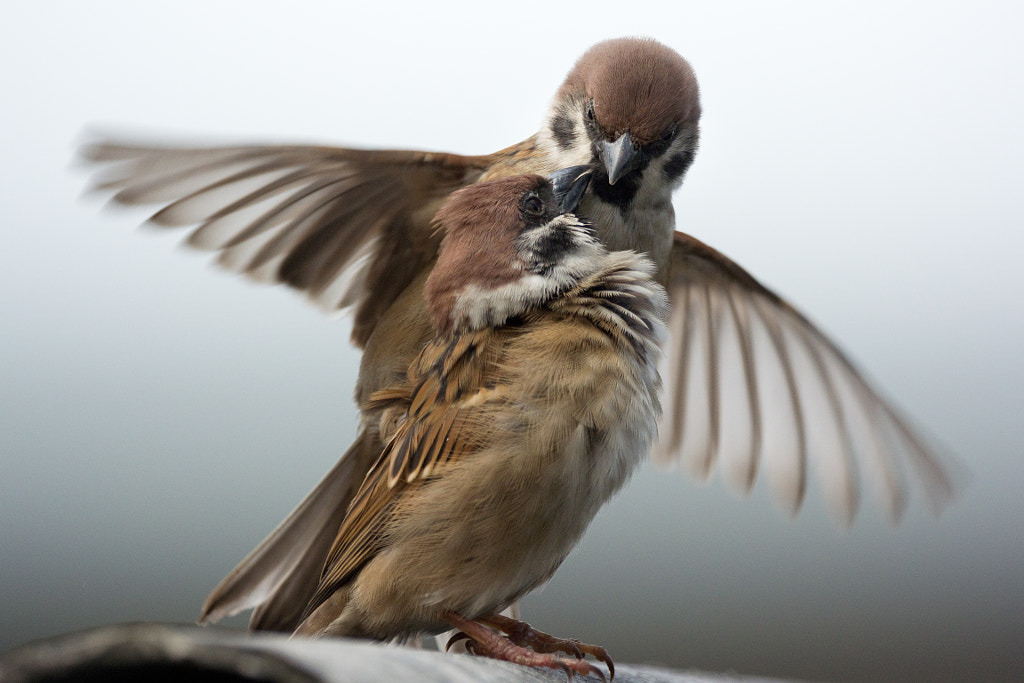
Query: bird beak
[[548, 166, 593, 214], [597, 131, 640, 185]]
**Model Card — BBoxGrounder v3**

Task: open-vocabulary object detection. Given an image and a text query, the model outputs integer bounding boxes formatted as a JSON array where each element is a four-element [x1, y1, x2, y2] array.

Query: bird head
[[540, 37, 702, 204], [425, 167, 600, 335]]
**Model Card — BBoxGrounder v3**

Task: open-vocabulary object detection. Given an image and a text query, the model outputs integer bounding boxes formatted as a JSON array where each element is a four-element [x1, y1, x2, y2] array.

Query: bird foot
[[442, 610, 613, 681]]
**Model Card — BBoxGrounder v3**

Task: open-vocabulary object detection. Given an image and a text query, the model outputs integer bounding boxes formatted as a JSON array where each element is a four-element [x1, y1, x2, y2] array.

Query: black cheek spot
[[662, 151, 695, 182], [530, 228, 575, 271], [551, 112, 577, 151]]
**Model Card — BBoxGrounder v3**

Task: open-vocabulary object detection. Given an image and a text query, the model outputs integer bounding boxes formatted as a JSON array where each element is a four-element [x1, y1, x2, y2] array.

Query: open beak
[[597, 131, 641, 185], [548, 165, 593, 214]]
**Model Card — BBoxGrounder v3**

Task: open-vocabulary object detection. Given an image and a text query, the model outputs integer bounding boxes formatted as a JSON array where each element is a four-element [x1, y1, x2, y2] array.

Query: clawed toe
[[444, 631, 473, 652], [442, 610, 613, 681], [481, 613, 613, 678]]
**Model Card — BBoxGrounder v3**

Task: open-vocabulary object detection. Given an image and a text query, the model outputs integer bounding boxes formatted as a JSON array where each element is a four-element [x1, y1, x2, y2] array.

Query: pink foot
[[442, 610, 613, 681]]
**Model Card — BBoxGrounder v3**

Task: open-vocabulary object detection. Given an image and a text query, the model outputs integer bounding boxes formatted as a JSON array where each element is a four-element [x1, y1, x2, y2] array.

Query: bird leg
[[442, 610, 613, 681]]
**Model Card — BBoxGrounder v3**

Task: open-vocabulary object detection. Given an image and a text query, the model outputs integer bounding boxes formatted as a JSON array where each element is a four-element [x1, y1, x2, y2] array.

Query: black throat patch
[[590, 166, 643, 213]]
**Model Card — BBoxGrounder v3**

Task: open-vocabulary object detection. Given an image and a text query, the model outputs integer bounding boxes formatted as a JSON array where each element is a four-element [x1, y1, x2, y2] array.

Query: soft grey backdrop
[[2, 2, 1022, 681]]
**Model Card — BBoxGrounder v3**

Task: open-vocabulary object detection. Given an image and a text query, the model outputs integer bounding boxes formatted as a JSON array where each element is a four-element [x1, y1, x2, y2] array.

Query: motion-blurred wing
[[80, 138, 498, 346], [657, 232, 958, 525]]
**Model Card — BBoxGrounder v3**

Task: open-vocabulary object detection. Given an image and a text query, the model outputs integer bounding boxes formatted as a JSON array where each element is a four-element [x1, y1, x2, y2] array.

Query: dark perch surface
[[0, 623, 793, 683]]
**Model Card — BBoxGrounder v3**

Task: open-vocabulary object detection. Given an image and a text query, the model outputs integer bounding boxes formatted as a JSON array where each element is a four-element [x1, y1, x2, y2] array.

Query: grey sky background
[[2, 2, 1022, 680]]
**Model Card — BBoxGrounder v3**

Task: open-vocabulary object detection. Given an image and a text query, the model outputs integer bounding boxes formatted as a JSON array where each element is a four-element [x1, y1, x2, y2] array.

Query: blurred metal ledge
[[0, 623, 792, 683]]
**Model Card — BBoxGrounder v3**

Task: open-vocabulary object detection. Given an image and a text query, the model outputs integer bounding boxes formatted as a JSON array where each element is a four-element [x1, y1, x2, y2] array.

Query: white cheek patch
[[537, 101, 593, 169], [450, 273, 556, 332]]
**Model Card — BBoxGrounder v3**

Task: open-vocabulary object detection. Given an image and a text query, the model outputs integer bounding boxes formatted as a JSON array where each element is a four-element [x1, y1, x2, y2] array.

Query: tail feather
[[199, 431, 378, 632]]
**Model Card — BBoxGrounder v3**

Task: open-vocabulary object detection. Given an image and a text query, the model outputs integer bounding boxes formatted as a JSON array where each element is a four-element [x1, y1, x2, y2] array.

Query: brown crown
[[558, 37, 701, 145]]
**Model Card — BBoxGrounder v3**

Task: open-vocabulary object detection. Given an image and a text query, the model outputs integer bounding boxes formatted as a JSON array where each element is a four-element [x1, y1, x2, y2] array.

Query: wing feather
[[80, 138, 506, 346], [721, 284, 763, 492], [659, 232, 958, 522], [302, 328, 505, 619], [748, 290, 809, 514]]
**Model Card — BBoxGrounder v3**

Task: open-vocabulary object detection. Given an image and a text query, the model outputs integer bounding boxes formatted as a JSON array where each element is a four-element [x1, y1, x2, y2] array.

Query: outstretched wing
[[659, 232, 959, 525], [80, 138, 503, 346]]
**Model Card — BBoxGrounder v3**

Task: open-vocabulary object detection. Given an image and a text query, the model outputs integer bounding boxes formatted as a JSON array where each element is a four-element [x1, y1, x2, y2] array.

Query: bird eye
[[661, 124, 677, 142], [585, 100, 596, 122], [523, 194, 544, 216]]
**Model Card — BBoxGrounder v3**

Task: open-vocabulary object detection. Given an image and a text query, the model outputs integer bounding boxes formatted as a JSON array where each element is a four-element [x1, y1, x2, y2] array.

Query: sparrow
[[79, 37, 959, 634], [288, 167, 664, 681]]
